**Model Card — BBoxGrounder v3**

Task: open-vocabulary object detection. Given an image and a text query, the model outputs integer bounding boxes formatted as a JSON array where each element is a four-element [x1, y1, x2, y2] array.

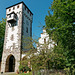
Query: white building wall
[[37, 29, 56, 52], [1, 2, 33, 72], [6, 3, 23, 50]]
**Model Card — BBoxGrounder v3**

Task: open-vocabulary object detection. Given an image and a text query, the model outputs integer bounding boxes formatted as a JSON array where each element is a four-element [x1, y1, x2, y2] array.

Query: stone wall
[[1, 2, 23, 73], [1, 1, 33, 73], [1, 50, 21, 72]]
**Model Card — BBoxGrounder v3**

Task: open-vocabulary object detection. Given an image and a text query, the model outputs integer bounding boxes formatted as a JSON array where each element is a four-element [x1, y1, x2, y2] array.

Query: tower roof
[[6, 1, 33, 15]]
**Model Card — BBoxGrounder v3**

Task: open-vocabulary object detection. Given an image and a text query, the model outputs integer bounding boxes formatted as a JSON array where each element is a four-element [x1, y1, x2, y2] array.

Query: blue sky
[[0, 0, 53, 39]]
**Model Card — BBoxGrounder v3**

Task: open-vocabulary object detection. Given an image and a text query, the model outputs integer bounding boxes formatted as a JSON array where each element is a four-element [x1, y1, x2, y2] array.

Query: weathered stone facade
[[1, 1, 33, 73]]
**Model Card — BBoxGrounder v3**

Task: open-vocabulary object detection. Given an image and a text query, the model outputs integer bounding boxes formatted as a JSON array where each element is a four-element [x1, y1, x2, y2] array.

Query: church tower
[[1, 1, 33, 72]]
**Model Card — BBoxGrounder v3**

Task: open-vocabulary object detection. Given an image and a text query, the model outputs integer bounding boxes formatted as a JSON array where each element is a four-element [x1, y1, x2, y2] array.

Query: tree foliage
[[45, 0, 75, 74], [0, 18, 6, 61], [20, 1, 75, 74], [21, 37, 66, 72]]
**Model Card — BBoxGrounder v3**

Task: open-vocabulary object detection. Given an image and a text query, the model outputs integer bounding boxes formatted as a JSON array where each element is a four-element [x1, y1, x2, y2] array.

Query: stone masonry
[[1, 1, 33, 72]]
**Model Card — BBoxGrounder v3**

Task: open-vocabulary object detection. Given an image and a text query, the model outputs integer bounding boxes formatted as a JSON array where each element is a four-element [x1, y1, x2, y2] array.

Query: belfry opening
[[5, 55, 15, 72]]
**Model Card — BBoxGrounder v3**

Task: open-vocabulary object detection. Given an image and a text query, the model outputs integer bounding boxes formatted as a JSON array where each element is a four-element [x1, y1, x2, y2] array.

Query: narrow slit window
[[25, 6, 26, 10], [17, 5, 19, 8], [9, 9, 11, 11], [13, 7, 15, 10], [11, 35, 14, 41], [26, 27, 28, 33], [27, 9, 29, 13], [44, 38, 46, 43]]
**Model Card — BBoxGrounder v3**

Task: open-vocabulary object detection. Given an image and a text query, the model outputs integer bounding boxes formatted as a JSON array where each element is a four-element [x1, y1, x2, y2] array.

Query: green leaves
[[45, 0, 75, 74], [0, 18, 6, 61]]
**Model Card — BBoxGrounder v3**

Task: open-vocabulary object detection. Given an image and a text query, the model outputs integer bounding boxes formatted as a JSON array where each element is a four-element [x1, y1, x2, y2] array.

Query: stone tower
[[1, 1, 33, 72]]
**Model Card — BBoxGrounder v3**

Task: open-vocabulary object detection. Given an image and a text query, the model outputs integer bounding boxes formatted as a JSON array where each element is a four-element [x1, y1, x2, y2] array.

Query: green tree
[[20, 37, 37, 70], [20, 37, 51, 70], [0, 18, 6, 61], [21, 37, 65, 71], [45, 0, 75, 74]]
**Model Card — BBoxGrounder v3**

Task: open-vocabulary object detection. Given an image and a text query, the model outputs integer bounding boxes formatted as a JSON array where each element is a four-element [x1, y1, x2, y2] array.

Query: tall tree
[[0, 18, 6, 61], [45, 0, 75, 74]]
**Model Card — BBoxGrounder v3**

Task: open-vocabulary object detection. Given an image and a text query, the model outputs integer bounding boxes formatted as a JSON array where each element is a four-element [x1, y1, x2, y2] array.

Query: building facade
[[37, 29, 57, 52], [1, 1, 33, 72]]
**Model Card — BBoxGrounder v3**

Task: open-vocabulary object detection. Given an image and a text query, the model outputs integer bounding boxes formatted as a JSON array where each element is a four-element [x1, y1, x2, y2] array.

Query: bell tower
[[1, 1, 33, 72]]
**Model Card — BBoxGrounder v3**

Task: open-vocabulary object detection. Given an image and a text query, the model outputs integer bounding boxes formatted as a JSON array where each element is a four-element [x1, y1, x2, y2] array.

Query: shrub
[[19, 65, 31, 72], [19, 65, 24, 71], [25, 66, 31, 72]]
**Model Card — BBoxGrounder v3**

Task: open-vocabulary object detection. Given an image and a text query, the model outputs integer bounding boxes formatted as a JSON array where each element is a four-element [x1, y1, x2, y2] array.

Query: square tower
[[1, 1, 33, 72]]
